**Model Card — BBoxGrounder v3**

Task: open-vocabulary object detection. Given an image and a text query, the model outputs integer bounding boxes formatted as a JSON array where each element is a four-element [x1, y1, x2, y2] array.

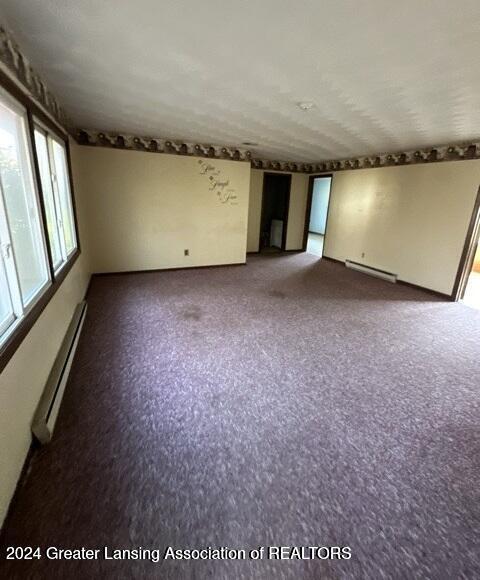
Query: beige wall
[[247, 170, 263, 252], [75, 147, 251, 273], [286, 173, 309, 250], [323, 160, 480, 295], [247, 169, 309, 252], [0, 142, 91, 527]]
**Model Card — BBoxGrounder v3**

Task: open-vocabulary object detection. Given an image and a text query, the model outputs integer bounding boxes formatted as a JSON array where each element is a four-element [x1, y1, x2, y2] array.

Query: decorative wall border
[[76, 129, 320, 171], [308, 141, 480, 174], [251, 158, 315, 173], [76, 129, 254, 162], [0, 23, 68, 130], [76, 129, 480, 175]]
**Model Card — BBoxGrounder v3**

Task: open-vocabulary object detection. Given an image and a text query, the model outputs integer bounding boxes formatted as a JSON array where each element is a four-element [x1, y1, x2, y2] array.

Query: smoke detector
[[297, 101, 315, 111]]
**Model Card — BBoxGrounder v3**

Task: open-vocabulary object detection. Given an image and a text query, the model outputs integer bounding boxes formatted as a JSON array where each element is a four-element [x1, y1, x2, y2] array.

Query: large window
[[0, 77, 79, 360], [34, 126, 77, 272], [0, 88, 50, 344]]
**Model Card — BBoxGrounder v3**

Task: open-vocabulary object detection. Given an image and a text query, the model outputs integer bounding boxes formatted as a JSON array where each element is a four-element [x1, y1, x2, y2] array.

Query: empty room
[[0, 1, 479, 578]]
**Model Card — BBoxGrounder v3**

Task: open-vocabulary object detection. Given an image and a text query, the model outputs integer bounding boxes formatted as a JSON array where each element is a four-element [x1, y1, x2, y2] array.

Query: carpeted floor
[[1, 253, 480, 579]]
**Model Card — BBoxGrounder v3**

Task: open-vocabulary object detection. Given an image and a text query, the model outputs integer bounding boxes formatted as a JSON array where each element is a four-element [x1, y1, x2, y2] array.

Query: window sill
[[0, 249, 81, 374]]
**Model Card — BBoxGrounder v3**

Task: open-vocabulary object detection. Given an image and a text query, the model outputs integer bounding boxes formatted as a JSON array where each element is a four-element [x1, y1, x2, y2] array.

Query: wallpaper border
[[307, 142, 480, 174], [76, 130, 480, 174], [0, 23, 68, 130], [75, 129, 314, 171], [76, 129, 254, 164]]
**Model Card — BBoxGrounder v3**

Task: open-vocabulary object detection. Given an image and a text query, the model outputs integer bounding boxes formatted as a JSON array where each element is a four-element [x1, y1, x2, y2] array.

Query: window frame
[[0, 68, 81, 373], [34, 126, 64, 272], [0, 84, 52, 306], [34, 120, 78, 274]]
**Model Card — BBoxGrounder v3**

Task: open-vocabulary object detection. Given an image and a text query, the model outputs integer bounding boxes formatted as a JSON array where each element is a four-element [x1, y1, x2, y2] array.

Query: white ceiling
[[1, 0, 480, 162]]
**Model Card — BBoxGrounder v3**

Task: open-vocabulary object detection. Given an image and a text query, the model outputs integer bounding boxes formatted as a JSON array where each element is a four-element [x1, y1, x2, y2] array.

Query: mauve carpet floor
[[1, 254, 480, 579]]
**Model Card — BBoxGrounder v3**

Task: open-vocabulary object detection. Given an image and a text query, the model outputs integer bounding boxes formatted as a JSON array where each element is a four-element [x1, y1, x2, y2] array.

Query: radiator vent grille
[[32, 301, 87, 444], [345, 260, 397, 283]]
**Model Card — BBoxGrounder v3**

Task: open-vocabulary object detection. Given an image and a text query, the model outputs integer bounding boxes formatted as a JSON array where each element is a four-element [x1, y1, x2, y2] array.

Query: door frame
[[259, 172, 292, 251], [302, 173, 334, 252], [451, 185, 480, 301]]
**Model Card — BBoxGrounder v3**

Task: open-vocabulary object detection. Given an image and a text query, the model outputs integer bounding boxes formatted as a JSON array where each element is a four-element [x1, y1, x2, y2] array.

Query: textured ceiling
[[1, 0, 480, 163]]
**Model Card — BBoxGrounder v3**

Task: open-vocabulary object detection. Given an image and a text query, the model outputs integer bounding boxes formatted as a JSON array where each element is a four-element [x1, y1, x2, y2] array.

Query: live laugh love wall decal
[[198, 160, 238, 205]]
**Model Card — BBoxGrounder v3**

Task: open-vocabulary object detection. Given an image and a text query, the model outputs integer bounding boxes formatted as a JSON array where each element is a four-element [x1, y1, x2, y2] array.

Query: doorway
[[463, 242, 480, 308], [259, 173, 291, 252], [452, 185, 480, 306], [302, 175, 333, 258]]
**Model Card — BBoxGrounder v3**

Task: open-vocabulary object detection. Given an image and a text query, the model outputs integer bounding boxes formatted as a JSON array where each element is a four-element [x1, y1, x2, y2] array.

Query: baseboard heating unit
[[32, 301, 88, 444], [345, 260, 397, 283]]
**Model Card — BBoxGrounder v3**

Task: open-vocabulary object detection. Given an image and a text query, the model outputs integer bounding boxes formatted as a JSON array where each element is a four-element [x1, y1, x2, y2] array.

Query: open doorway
[[302, 174, 333, 257], [452, 185, 480, 307], [463, 243, 480, 308], [259, 173, 291, 252]]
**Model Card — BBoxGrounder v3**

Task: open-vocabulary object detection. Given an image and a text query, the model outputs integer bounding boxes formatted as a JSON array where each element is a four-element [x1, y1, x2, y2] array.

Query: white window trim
[[50, 134, 77, 256], [34, 118, 78, 274], [34, 127, 64, 272], [0, 86, 52, 346]]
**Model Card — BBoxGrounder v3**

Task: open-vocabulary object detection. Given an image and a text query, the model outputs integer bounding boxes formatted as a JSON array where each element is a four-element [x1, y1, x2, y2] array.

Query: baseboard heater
[[345, 260, 397, 283], [32, 301, 88, 444]]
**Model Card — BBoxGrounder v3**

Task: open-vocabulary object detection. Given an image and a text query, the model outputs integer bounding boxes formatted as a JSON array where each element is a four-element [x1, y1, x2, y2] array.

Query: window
[[34, 130, 62, 269], [34, 126, 77, 272], [0, 87, 50, 344], [0, 72, 79, 364]]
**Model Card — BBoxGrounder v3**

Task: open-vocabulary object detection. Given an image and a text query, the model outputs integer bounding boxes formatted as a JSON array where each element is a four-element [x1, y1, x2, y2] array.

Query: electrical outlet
[[361, 252, 365, 258], [184, 249, 189, 256]]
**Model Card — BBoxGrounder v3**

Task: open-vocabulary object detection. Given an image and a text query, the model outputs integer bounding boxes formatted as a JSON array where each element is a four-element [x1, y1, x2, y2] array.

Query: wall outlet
[[184, 249, 189, 256], [361, 252, 365, 258]]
